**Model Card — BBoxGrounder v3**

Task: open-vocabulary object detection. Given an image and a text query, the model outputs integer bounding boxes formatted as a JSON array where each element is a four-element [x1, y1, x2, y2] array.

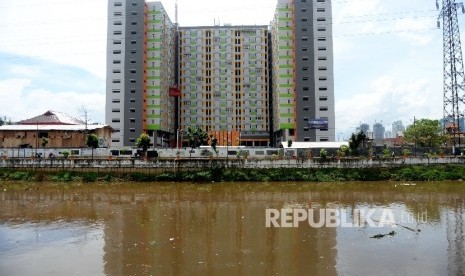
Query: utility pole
[[437, 0, 465, 153]]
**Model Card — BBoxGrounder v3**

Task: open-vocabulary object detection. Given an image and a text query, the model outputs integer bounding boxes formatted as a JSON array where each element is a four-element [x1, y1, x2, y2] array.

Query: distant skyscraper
[[356, 123, 370, 134], [373, 122, 385, 143], [391, 120, 405, 137]]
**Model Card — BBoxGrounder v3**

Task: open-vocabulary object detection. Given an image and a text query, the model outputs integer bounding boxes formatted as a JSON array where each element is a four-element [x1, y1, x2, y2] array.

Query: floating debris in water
[[370, 231, 396, 239]]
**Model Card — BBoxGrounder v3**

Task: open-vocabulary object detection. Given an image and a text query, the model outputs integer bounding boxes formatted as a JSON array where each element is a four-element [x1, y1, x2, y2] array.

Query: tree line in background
[[127, 118, 450, 158], [347, 118, 451, 158]]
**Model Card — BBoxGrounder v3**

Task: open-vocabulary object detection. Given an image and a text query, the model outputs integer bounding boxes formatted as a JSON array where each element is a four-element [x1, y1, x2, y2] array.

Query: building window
[[114, 12, 122, 16], [130, 128, 135, 133], [131, 21, 137, 25], [319, 96, 328, 101], [113, 69, 121, 73], [114, 2, 122, 7], [114, 21, 122, 26], [319, 77, 327, 81], [112, 89, 120, 93], [130, 69, 136, 73], [112, 99, 120, 103], [112, 79, 120, 83], [113, 40, 121, 45], [318, 56, 327, 61], [130, 108, 136, 113], [113, 31, 122, 35], [113, 50, 121, 54], [302, 37, 308, 42], [320, 107, 328, 111], [317, 18, 326, 22], [112, 118, 120, 123], [112, 108, 120, 112], [130, 138, 136, 143]]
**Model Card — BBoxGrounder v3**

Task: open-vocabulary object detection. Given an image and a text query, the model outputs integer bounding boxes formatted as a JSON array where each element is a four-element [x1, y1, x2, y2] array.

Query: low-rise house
[[0, 111, 113, 148]]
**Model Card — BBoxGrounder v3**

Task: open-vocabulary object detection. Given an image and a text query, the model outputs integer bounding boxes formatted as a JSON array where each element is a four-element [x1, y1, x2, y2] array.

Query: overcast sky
[[0, 0, 456, 140]]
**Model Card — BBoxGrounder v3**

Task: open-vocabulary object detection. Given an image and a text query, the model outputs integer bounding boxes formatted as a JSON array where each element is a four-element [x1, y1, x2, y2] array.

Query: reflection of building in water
[[446, 199, 464, 275], [101, 190, 337, 275]]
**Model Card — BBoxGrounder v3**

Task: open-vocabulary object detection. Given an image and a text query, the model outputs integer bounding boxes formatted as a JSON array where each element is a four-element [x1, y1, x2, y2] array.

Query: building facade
[[106, 0, 335, 147], [179, 26, 270, 146], [106, 0, 176, 148], [270, 0, 335, 145]]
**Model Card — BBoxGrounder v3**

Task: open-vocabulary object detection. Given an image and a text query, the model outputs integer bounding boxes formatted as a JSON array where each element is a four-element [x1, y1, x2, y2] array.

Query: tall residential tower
[[106, 0, 176, 147], [271, 0, 335, 144], [106, 0, 335, 147]]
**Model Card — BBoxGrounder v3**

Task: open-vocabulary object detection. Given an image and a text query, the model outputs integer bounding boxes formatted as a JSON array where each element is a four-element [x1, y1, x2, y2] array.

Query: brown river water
[[0, 181, 464, 276]]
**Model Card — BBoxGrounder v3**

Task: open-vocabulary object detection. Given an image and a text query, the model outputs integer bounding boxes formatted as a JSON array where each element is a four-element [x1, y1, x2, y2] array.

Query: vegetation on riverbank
[[1, 164, 465, 183]]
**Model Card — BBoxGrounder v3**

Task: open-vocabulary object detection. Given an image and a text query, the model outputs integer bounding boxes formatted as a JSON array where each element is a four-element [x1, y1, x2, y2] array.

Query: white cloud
[[394, 18, 435, 46], [0, 78, 104, 123], [0, 0, 107, 79], [336, 76, 442, 135]]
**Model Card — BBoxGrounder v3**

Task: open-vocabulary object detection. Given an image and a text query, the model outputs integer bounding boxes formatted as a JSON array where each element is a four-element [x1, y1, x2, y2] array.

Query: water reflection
[[0, 182, 464, 275]]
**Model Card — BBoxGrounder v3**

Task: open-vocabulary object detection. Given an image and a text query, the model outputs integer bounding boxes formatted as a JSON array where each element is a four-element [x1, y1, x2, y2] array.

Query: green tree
[[86, 134, 99, 160], [41, 137, 48, 157], [348, 131, 368, 156], [186, 126, 209, 150], [136, 133, 151, 158], [319, 148, 327, 160], [404, 119, 447, 148], [287, 140, 293, 148], [0, 117, 4, 126]]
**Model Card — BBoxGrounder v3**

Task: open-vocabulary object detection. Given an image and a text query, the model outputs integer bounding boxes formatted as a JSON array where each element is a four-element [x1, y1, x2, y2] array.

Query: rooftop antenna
[[437, 0, 465, 150], [175, 0, 178, 26]]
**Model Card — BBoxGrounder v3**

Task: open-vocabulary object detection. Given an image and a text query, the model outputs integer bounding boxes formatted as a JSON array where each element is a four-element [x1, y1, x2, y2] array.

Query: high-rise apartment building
[[106, 0, 335, 147], [106, 0, 176, 147], [270, 0, 335, 144], [179, 26, 271, 146]]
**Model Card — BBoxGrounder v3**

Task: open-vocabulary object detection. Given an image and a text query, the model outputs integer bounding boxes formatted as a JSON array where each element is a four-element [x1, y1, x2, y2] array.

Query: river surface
[[0, 181, 464, 276]]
